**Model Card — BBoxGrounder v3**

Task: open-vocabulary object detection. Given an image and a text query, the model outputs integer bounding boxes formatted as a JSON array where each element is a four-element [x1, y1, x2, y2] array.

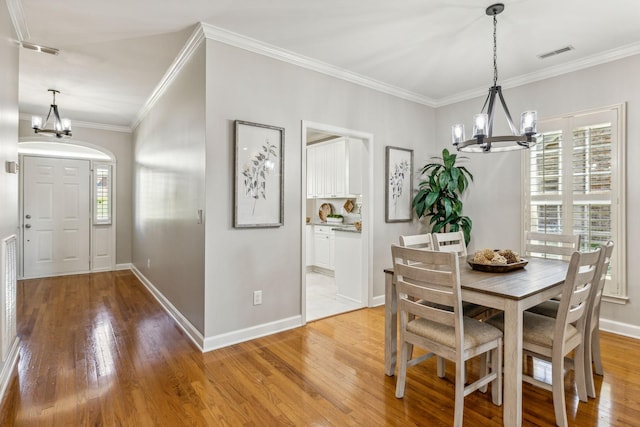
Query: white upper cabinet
[[306, 137, 363, 198]]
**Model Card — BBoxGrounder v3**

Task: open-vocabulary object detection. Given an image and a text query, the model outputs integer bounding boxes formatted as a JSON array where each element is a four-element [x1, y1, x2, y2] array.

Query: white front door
[[22, 156, 91, 278]]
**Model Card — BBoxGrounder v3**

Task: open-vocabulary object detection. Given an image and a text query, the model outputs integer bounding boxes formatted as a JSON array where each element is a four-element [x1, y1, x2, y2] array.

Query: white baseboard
[[202, 315, 302, 352], [371, 294, 385, 307], [600, 318, 640, 340], [0, 337, 20, 405], [115, 263, 132, 271], [130, 266, 205, 351]]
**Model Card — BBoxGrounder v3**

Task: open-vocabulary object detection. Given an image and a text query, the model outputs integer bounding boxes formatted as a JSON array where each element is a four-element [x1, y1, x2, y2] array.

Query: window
[[94, 164, 112, 224], [524, 104, 626, 300]]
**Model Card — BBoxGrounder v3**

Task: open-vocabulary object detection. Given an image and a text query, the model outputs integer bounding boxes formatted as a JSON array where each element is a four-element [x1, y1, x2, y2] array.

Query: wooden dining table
[[384, 256, 570, 427]]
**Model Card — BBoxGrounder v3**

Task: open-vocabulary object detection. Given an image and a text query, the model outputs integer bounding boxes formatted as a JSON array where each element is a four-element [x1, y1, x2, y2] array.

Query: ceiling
[[11, 0, 640, 129]]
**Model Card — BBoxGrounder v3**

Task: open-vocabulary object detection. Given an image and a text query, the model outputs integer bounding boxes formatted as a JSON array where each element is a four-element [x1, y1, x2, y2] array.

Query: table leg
[[384, 270, 396, 376], [502, 300, 523, 426]]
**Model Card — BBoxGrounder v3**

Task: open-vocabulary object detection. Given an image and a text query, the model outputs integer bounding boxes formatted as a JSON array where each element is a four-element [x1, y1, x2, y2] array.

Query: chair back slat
[[399, 233, 434, 250], [433, 231, 467, 256], [398, 297, 455, 327], [525, 231, 581, 260]]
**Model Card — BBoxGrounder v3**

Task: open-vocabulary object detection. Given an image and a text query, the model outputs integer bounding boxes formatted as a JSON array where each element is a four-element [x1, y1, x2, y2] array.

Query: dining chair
[[432, 230, 489, 320], [391, 245, 503, 427], [527, 240, 614, 398], [487, 247, 602, 427], [525, 231, 581, 261], [399, 233, 434, 250], [433, 230, 467, 256]]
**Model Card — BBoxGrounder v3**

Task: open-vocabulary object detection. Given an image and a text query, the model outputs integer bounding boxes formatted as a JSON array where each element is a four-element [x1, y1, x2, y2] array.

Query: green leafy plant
[[412, 148, 474, 245], [327, 214, 343, 218]]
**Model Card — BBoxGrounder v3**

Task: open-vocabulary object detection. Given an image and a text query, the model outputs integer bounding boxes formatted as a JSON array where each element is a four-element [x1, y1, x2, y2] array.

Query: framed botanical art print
[[385, 146, 413, 223], [234, 120, 285, 228]]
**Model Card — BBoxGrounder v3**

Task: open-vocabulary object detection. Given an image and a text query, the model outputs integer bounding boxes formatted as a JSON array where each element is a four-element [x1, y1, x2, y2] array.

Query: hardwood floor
[[1, 271, 639, 426]]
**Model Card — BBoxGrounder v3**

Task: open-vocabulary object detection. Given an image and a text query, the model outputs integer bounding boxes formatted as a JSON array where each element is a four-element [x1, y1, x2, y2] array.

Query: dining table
[[384, 255, 570, 427]]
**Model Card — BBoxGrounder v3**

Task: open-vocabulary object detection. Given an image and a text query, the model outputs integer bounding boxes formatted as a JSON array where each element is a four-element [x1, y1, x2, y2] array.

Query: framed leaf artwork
[[234, 120, 284, 228]]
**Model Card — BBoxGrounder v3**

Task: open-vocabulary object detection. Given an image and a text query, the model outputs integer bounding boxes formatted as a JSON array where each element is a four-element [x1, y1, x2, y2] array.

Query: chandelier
[[31, 89, 72, 138], [452, 3, 537, 153]]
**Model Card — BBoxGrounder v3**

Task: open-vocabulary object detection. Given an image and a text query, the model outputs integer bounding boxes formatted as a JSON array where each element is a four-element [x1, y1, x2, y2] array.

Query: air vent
[[21, 41, 59, 56], [538, 45, 574, 59]]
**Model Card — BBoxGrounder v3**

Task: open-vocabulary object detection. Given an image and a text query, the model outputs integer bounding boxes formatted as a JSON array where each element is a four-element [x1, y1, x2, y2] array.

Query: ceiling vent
[[21, 41, 59, 56], [538, 45, 574, 59]]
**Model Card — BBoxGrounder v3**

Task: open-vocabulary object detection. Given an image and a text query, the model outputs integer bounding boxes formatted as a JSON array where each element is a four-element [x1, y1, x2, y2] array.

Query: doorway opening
[[301, 121, 373, 322], [18, 139, 117, 279]]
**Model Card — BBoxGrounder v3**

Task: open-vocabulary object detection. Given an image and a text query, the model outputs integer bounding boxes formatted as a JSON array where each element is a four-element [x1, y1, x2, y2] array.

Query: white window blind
[[94, 164, 112, 224], [524, 105, 626, 299]]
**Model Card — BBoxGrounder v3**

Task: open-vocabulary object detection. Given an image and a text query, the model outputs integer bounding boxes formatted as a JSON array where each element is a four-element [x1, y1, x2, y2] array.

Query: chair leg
[[437, 356, 446, 378], [395, 341, 410, 398], [584, 329, 596, 399], [479, 353, 488, 393], [574, 343, 588, 402], [592, 329, 604, 376], [453, 359, 465, 427], [492, 339, 502, 406], [552, 353, 569, 427]]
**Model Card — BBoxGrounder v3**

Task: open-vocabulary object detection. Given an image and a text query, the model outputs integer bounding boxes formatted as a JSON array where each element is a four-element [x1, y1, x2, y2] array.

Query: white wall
[[203, 39, 435, 340], [0, 0, 19, 399], [133, 44, 206, 332], [435, 54, 640, 333], [18, 121, 134, 264]]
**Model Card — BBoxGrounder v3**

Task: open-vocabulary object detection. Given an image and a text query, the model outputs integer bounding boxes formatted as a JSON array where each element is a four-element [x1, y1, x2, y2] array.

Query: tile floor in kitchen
[[306, 272, 362, 321]]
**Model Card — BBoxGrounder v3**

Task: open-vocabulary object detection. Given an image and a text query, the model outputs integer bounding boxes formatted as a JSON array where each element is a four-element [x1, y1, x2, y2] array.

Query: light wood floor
[[1, 271, 639, 426]]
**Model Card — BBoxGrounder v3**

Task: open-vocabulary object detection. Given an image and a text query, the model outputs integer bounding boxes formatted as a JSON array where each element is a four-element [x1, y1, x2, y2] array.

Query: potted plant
[[412, 148, 474, 245]]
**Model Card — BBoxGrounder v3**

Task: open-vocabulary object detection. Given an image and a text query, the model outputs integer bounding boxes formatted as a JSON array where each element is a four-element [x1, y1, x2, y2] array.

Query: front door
[[22, 156, 91, 278]]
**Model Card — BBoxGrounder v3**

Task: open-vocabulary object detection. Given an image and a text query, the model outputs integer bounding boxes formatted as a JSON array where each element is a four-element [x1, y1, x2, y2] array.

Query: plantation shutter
[[524, 105, 626, 299]]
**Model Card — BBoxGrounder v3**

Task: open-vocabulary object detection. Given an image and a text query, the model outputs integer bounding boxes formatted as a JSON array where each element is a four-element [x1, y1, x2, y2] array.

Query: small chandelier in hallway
[[31, 89, 72, 138]]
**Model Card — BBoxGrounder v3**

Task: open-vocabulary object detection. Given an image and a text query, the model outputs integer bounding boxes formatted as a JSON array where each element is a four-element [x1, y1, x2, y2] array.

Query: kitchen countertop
[[307, 222, 361, 233]]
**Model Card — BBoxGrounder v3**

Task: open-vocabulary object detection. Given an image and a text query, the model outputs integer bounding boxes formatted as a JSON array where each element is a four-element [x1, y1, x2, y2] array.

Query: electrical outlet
[[147, 258, 151, 269], [253, 290, 262, 306]]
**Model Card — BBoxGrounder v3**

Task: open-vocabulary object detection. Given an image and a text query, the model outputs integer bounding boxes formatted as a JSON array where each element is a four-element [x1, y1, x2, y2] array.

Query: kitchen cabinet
[[334, 230, 362, 303], [313, 225, 335, 272], [306, 137, 362, 198]]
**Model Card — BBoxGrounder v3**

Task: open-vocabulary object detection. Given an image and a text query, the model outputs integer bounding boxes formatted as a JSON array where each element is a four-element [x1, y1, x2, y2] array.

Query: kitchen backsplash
[[306, 197, 362, 224]]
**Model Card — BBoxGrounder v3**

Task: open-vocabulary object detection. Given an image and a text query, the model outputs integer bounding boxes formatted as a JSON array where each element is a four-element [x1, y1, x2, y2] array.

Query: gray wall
[[435, 54, 640, 331], [202, 39, 435, 337], [133, 44, 206, 332], [18, 121, 134, 264], [0, 0, 19, 382]]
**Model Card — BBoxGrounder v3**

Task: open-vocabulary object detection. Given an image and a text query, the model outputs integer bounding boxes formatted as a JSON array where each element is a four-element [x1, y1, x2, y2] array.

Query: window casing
[[523, 104, 626, 300]]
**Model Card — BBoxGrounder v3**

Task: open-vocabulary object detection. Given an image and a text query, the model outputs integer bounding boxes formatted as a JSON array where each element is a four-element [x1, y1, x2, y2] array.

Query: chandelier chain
[[493, 14, 498, 87]]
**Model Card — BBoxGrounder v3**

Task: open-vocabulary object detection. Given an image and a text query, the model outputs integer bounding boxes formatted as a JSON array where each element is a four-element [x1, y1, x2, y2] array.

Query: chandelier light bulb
[[451, 124, 465, 145], [520, 111, 537, 135], [473, 114, 488, 138], [31, 116, 43, 130]]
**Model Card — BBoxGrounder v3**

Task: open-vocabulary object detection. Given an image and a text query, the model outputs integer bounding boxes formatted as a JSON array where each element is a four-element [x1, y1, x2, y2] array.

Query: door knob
[[25, 214, 31, 219], [25, 224, 31, 229]]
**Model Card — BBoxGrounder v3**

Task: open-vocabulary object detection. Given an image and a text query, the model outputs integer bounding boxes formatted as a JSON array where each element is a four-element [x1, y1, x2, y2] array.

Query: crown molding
[[131, 24, 206, 130], [19, 113, 131, 133], [436, 40, 640, 107], [6, 0, 29, 41], [200, 22, 436, 108]]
